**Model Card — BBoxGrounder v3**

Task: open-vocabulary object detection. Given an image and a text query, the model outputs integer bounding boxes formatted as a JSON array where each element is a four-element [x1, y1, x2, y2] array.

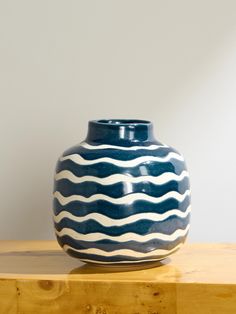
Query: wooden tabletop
[[1, 241, 236, 313]]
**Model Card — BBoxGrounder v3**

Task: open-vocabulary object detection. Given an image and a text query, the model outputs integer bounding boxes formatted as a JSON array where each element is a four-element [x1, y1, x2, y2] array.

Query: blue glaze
[[53, 195, 191, 217], [54, 177, 190, 198], [54, 214, 190, 235], [56, 159, 186, 178], [85, 119, 158, 145], [56, 235, 188, 252], [53, 119, 191, 265]]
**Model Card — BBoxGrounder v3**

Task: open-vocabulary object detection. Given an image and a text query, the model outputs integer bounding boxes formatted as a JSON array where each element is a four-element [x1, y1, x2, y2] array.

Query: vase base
[[81, 257, 170, 271]]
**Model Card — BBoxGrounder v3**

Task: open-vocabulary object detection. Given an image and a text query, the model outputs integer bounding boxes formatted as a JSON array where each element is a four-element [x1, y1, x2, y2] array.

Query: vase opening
[[96, 119, 151, 125], [86, 119, 156, 145]]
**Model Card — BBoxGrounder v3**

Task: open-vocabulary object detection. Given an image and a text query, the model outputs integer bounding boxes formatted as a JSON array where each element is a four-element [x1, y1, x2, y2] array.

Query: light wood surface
[[0, 241, 236, 313]]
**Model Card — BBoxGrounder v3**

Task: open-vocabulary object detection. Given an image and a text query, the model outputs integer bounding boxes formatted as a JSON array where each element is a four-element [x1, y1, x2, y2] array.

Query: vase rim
[[91, 119, 152, 126], [86, 119, 157, 144]]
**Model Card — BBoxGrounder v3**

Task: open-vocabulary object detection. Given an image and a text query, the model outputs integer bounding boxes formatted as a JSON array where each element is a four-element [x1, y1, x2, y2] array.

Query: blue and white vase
[[53, 119, 191, 265]]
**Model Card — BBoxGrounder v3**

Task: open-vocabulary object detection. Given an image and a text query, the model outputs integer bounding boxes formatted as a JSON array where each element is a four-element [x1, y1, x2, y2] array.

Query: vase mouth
[[94, 119, 152, 126], [86, 119, 157, 145]]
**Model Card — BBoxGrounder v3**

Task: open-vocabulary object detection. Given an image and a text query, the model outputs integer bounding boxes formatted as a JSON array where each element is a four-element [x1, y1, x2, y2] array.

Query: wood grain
[[0, 241, 236, 313]]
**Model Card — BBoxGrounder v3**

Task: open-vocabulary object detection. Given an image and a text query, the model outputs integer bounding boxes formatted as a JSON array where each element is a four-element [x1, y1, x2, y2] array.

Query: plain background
[[1, 0, 236, 241]]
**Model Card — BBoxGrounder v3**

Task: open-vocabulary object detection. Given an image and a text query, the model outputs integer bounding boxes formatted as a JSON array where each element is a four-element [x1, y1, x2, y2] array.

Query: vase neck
[[85, 119, 157, 145]]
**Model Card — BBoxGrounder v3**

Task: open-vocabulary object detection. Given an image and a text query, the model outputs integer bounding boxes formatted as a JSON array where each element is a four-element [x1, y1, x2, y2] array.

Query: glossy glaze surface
[[53, 120, 191, 264]]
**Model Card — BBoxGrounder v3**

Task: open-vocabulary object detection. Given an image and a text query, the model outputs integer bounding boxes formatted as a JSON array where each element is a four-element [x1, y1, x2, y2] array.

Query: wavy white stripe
[[59, 152, 184, 167], [81, 142, 168, 151], [54, 205, 191, 226], [63, 242, 183, 259], [55, 224, 190, 242], [55, 170, 189, 185], [54, 189, 190, 206]]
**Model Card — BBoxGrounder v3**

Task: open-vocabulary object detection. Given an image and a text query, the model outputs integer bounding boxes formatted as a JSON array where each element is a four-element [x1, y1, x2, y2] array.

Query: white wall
[[1, 0, 236, 241]]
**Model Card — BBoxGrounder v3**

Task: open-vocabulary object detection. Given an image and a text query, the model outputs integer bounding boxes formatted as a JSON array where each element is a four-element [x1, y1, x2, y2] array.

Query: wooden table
[[0, 241, 236, 313]]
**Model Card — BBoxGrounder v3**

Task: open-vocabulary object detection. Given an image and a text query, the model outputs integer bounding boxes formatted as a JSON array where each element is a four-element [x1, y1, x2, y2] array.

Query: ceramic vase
[[53, 119, 191, 265]]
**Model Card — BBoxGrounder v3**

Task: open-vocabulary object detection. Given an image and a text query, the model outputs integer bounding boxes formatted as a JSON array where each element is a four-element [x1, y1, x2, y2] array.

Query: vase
[[53, 119, 191, 265]]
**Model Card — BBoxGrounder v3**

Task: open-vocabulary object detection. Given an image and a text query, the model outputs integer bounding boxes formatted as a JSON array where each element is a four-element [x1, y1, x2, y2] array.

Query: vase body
[[53, 119, 191, 265]]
